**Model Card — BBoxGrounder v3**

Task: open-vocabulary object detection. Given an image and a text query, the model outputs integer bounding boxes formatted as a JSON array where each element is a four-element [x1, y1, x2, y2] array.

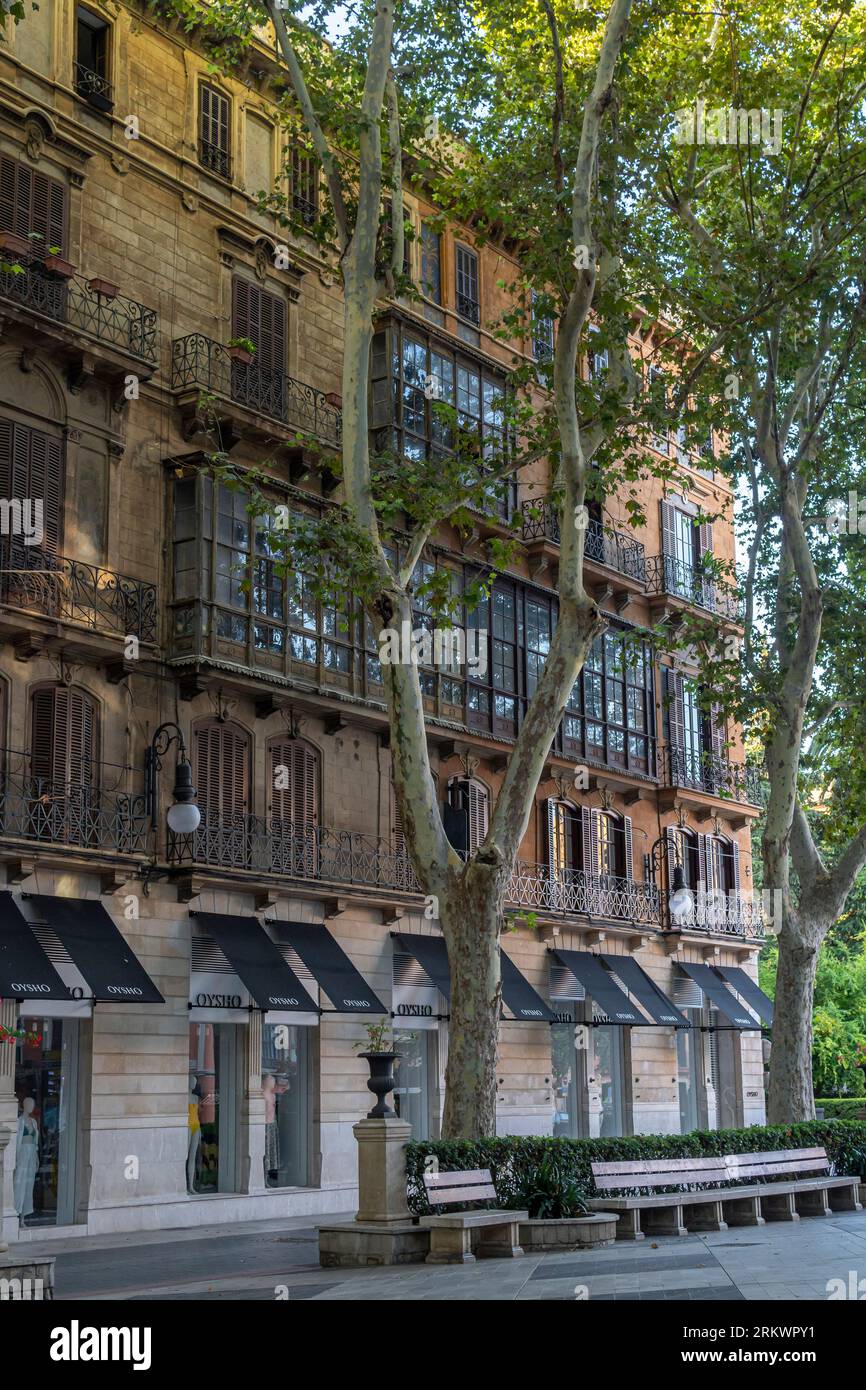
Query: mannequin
[[261, 1072, 288, 1184], [187, 1079, 202, 1194], [14, 1097, 39, 1220]]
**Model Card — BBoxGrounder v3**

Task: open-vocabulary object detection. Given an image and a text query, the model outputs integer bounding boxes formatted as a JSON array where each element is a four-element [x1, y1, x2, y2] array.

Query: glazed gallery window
[[370, 321, 514, 516], [14, 1018, 79, 1227], [172, 478, 353, 672], [262, 1023, 310, 1188], [188, 1022, 240, 1195], [562, 630, 654, 773]]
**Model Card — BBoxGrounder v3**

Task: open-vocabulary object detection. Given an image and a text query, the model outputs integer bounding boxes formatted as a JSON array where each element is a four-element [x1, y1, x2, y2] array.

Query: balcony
[[521, 501, 647, 588], [0, 255, 157, 369], [646, 553, 743, 623], [674, 891, 765, 940], [507, 861, 660, 925], [0, 769, 147, 857], [664, 745, 761, 808], [171, 334, 342, 452], [74, 62, 113, 113], [0, 543, 158, 646]]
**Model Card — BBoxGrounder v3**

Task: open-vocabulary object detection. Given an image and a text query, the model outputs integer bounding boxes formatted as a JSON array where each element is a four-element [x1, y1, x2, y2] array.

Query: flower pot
[[87, 276, 118, 299], [359, 1050, 401, 1118], [0, 231, 30, 258], [324, 392, 342, 409], [227, 345, 254, 364], [43, 255, 76, 280]]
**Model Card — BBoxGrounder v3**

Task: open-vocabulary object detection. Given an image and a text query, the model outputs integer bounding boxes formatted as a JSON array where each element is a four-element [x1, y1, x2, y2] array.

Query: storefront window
[[677, 1013, 701, 1133], [551, 1007, 582, 1138], [188, 1022, 238, 1194], [593, 1024, 626, 1137], [14, 1017, 79, 1227], [392, 1030, 431, 1138], [261, 1022, 310, 1188]]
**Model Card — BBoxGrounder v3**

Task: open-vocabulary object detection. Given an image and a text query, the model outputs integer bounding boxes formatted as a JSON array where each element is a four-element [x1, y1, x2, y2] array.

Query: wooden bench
[[420, 1168, 528, 1264], [588, 1147, 862, 1240]]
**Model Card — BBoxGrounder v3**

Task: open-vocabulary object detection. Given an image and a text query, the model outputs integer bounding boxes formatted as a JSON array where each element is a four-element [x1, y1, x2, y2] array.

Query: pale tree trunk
[[765, 909, 821, 1123], [438, 864, 507, 1138]]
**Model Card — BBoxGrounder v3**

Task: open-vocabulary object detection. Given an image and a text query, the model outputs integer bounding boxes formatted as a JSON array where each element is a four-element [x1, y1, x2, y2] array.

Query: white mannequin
[[187, 1081, 201, 1194], [14, 1097, 39, 1220]]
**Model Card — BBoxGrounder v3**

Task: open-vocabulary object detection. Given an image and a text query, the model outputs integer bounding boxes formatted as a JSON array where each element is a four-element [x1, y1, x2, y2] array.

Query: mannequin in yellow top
[[187, 1080, 201, 1193]]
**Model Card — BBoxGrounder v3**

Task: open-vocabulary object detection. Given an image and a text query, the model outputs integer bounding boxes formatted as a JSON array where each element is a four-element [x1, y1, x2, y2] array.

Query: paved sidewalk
[[15, 1207, 866, 1301]]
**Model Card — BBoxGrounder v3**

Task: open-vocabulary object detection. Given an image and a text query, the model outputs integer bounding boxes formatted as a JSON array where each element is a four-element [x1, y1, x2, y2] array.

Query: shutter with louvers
[[268, 738, 318, 828], [664, 669, 685, 787], [731, 838, 740, 891], [465, 780, 489, 852], [581, 806, 593, 875], [232, 277, 286, 374], [697, 832, 709, 896], [0, 158, 66, 252], [0, 418, 64, 557], [194, 722, 249, 815], [590, 808, 601, 876], [30, 686, 96, 789], [622, 815, 634, 880], [546, 797, 558, 878], [665, 826, 678, 885], [709, 702, 726, 758], [201, 85, 230, 163], [660, 499, 676, 559]]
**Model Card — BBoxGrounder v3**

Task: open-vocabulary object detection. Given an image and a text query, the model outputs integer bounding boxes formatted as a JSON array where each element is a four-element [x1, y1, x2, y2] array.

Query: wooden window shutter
[[31, 686, 95, 787], [194, 722, 249, 816], [232, 277, 286, 374], [698, 520, 713, 557], [392, 786, 407, 857], [0, 159, 66, 252], [27, 427, 63, 553], [268, 739, 318, 827], [708, 702, 726, 758], [546, 798, 559, 877], [660, 499, 676, 560], [581, 805, 593, 875], [622, 815, 634, 880], [665, 668, 685, 748], [465, 780, 489, 852], [665, 826, 678, 885], [201, 85, 229, 155], [731, 838, 740, 892], [696, 832, 709, 892]]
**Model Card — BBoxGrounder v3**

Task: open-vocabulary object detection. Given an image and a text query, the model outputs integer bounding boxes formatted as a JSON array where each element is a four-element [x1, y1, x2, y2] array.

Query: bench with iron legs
[[588, 1147, 862, 1240], [420, 1168, 528, 1264]]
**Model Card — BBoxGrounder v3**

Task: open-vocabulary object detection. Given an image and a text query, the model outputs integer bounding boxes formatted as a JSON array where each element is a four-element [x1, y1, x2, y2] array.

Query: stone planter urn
[[360, 1051, 400, 1118]]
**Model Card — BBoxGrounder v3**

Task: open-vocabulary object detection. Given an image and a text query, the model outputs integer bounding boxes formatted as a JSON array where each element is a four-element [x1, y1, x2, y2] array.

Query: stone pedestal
[[353, 1117, 412, 1225], [318, 1116, 427, 1267]]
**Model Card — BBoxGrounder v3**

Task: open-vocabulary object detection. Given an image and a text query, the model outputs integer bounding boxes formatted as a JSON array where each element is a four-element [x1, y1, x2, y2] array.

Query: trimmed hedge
[[406, 1121, 866, 1215], [815, 1098, 866, 1120]]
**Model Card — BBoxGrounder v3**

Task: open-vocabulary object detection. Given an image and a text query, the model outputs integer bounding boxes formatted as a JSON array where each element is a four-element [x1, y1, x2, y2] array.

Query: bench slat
[[592, 1157, 724, 1175], [424, 1168, 491, 1188], [597, 1171, 729, 1191], [426, 1184, 498, 1205]]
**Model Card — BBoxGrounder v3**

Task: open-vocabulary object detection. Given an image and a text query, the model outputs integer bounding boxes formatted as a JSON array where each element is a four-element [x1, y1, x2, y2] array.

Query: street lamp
[[145, 722, 201, 834], [648, 832, 693, 926]]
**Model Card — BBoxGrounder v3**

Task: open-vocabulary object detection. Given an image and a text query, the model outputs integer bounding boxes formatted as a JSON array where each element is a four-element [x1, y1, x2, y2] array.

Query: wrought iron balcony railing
[[521, 501, 647, 583], [74, 63, 113, 110], [507, 861, 660, 925], [0, 257, 158, 363], [674, 890, 766, 939], [646, 553, 743, 621], [171, 334, 343, 449], [455, 291, 480, 325], [199, 139, 231, 180], [0, 771, 147, 855], [0, 542, 157, 643], [664, 745, 760, 805]]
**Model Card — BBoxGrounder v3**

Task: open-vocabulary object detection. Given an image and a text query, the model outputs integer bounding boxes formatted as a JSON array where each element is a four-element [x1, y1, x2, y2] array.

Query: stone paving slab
[[24, 1204, 866, 1301]]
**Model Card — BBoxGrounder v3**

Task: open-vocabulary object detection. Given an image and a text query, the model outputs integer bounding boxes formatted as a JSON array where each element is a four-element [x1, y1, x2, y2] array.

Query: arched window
[[30, 685, 97, 789], [192, 721, 250, 818], [446, 777, 489, 855], [266, 737, 319, 829]]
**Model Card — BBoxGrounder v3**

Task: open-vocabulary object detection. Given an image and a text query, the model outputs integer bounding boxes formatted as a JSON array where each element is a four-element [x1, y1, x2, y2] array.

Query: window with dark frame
[[199, 83, 231, 179], [531, 290, 554, 363], [454, 242, 479, 324], [291, 144, 319, 225], [421, 224, 442, 304], [75, 6, 112, 109]]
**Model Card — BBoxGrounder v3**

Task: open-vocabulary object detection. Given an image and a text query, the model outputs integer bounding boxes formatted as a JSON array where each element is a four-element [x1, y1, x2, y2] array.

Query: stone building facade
[[0, 1, 766, 1241]]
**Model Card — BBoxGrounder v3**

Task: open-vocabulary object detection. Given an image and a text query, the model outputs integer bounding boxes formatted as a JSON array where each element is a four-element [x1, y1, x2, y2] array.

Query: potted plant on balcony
[[227, 336, 257, 364], [0, 230, 30, 259], [41, 246, 76, 280], [353, 1021, 403, 1118], [87, 276, 119, 299]]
